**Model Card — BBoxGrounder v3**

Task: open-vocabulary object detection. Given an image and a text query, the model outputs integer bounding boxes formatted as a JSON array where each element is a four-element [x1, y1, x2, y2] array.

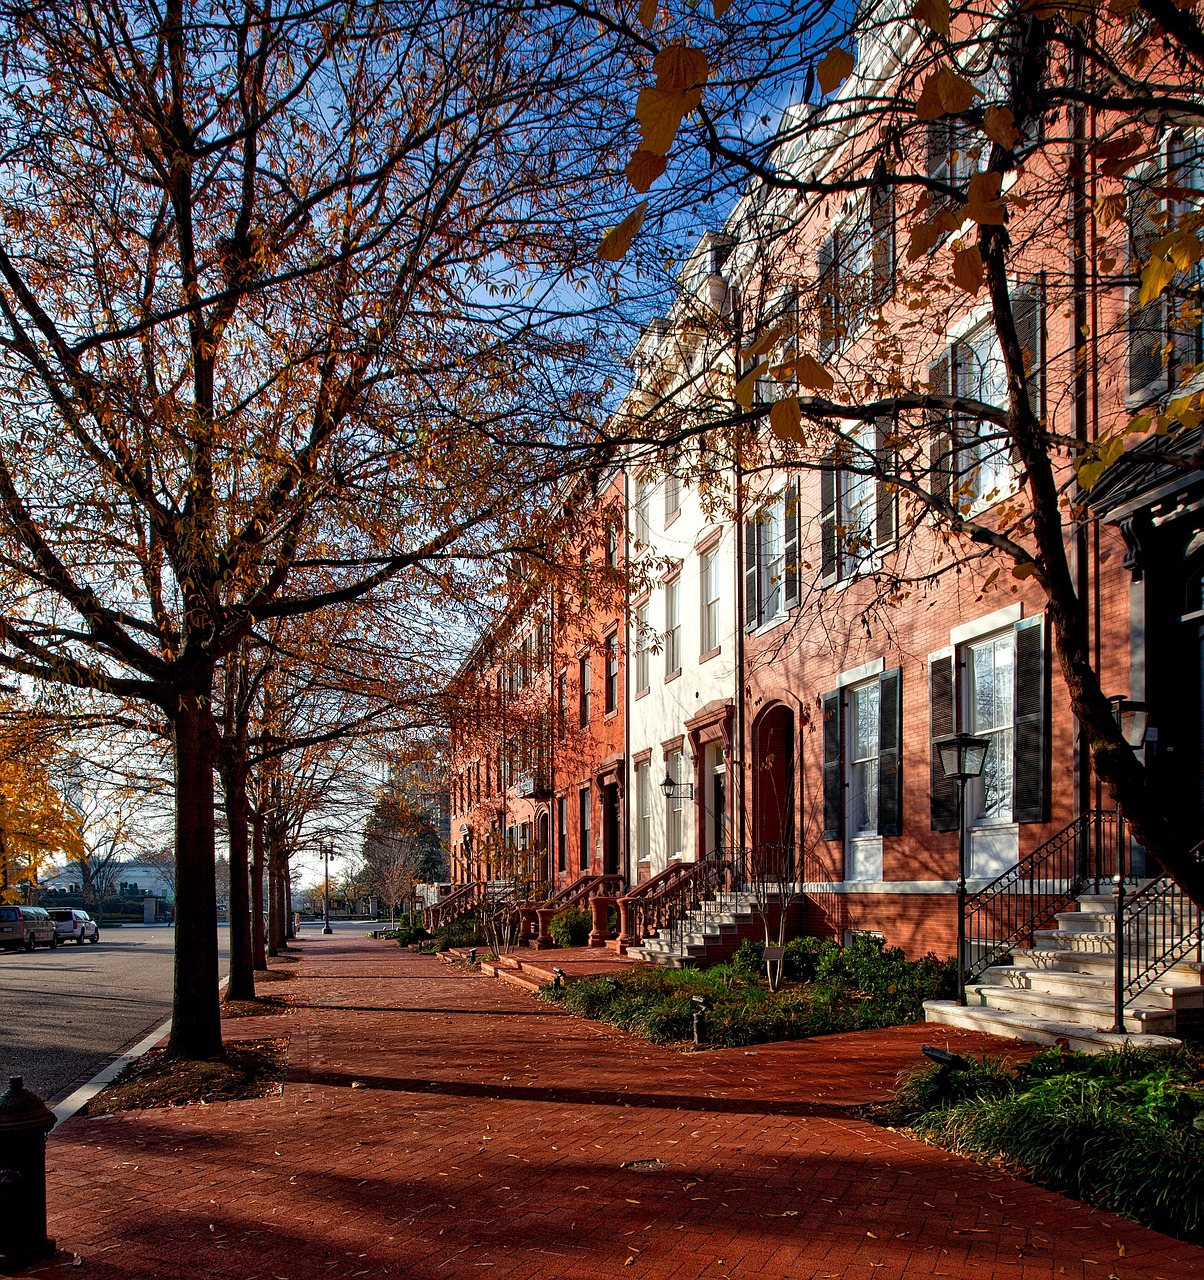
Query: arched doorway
[[536, 811, 551, 888], [752, 704, 796, 878]]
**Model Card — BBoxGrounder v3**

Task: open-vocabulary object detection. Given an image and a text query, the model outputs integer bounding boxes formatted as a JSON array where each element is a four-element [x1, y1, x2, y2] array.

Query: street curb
[[50, 975, 230, 1129]]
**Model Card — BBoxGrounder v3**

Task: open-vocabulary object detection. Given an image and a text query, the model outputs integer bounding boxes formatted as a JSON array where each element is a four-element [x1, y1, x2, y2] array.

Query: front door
[[602, 783, 620, 876]]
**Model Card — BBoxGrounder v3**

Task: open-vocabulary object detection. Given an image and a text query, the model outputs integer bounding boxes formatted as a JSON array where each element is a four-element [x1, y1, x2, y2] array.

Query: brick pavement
[[24, 934, 1204, 1280]]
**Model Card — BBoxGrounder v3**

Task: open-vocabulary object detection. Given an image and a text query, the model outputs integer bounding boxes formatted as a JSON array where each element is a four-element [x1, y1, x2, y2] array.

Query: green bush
[[543, 934, 954, 1048], [435, 918, 483, 951], [549, 906, 592, 948], [879, 1045, 1204, 1243]]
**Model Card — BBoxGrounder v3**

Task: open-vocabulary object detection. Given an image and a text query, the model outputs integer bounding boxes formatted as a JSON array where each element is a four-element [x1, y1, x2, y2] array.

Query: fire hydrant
[[0, 1076, 57, 1271]]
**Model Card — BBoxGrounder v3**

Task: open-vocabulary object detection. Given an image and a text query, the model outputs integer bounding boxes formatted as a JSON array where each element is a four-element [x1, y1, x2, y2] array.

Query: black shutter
[[819, 459, 838, 585], [1014, 282, 1043, 417], [929, 653, 959, 831], [926, 120, 951, 182], [744, 516, 759, 631], [928, 353, 954, 504], [874, 417, 897, 547], [784, 478, 800, 610], [1012, 616, 1049, 824], [822, 689, 843, 841], [877, 667, 903, 837], [1128, 176, 1167, 401]]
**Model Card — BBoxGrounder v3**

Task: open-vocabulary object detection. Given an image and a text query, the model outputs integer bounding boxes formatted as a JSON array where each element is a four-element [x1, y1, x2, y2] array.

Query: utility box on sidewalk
[[0, 1076, 57, 1271]]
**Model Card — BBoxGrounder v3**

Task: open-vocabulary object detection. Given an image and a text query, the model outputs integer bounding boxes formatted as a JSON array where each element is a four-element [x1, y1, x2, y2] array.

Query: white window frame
[[634, 601, 650, 694], [963, 629, 1016, 829], [636, 762, 652, 865], [666, 749, 685, 859], [700, 546, 720, 654], [664, 576, 681, 675]]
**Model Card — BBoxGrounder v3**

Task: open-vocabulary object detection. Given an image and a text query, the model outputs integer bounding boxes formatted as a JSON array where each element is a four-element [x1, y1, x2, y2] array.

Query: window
[[604, 632, 618, 714], [634, 601, 650, 694], [633, 475, 654, 546], [636, 761, 652, 865], [817, 197, 894, 359], [557, 670, 568, 740], [821, 669, 902, 855], [664, 473, 681, 523], [820, 421, 898, 586], [578, 785, 591, 872], [929, 616, 1048, 833], [664, 576, 681, 675], [666, 749, 685, 859], [578, 655, 590, 727], [745, 483, 799, 626], [966, 633, 1015, 824], [700, 546, 721, 655], [1127, 137, 1203, 405], [557, 795, 567, 873], [605, 527, 619, 568]]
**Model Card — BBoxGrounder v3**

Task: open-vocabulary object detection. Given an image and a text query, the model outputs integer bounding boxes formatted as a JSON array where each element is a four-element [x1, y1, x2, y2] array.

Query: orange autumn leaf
[[983, 106, 1020, 150], [816, 48, 855, 95], [653, 44, 710, 93], [735, 360, 769, 409], [597, 200, 648, 261], [794, 354, 835, 391], [915, 67, 980, 121], [1094, 191, 1127, 229], [713, 0, 734, 14], [625, 150, 667, 193], [963, 171, 1007, 225], [635, 85, 703, 155], [639, 0, 658, 28], [911, 0, 951, 36], [769, 396, 805, 443], [952, 244, 984, 295]]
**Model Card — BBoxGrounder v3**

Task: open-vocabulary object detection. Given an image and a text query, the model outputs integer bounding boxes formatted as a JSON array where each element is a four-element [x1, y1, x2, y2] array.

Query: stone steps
[[922, 1000, 1182, 1053]]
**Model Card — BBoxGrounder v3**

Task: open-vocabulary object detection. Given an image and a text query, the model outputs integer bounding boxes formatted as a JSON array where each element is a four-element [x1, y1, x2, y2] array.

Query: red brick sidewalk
[[26, 935, 1204, 1280]]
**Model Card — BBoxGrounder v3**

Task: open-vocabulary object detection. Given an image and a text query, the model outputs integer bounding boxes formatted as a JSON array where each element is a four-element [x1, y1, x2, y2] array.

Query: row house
[[441, 9, 1204, 1039]]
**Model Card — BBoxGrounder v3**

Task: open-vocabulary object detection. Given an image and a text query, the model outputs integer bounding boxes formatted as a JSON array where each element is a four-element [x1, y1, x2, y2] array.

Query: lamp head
[[934, 732, 991, 782]]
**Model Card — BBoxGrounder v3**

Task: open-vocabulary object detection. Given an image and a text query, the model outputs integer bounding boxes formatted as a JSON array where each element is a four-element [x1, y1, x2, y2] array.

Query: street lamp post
[[322, 841, 335, 936], [934, 732, 990, 1006]]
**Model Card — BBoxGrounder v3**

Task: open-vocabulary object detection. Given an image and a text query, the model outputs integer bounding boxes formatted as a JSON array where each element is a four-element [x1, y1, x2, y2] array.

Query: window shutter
[[1012, 616, 1049, 824], [870, 188, 895, 305], [1128, 177, 1167, 402], [784, 478, 800, 609], [820, 460, 839, 585], [874, 417, 897, 547], [743, 517, 759, 631], [1014, 282, 1043, 417], [821, 689, 843, 841], [926, 121, 951, 182], [877, 667, 903, 838], [927, 353, 954, 503], [929, 653, 959, 831]]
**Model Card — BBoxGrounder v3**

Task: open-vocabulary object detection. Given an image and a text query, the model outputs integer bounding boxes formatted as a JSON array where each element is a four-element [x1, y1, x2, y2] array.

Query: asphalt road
[[0, 924, 230, 1104]]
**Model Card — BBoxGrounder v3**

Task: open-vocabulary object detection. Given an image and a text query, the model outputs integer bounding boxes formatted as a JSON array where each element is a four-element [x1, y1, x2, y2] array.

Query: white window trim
[[950, 603, 1023, 647]]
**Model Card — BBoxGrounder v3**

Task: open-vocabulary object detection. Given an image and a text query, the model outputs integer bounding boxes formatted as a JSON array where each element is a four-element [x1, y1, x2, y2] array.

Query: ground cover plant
[[549, 906, 592, 949], [876, 1044, 1204, 1243], [542, 934, 955, 1047]]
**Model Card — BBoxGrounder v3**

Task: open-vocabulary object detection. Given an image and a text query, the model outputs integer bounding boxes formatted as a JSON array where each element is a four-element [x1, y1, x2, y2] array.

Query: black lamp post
[[934, 731, 990, 1006], [322, 841, 336, 936]]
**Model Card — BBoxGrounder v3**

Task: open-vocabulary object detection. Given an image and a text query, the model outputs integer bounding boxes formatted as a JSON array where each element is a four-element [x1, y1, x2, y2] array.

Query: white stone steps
[[964, 984, 1177, 1035], [922, 1000, 1182, 1054]]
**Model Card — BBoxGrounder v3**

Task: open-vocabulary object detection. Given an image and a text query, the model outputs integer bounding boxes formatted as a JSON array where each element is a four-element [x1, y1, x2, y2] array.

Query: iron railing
[[1112, 839, 1204, 1029], [540, 873, 626, 911], [963, 809, 1128, 984]]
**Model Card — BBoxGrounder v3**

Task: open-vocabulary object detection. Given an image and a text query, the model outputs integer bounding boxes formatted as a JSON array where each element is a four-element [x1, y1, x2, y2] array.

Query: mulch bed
[[83, 1038, 289, 1114], [221, 992, 292, 1019]]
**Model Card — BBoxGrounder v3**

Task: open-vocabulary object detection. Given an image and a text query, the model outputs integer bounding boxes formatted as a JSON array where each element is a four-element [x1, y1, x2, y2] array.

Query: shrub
[[879, 1045, 1204, 1243], [549, 906, 591, 948]]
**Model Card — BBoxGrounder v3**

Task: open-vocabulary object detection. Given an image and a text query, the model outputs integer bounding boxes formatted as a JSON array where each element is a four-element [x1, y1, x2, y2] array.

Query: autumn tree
[[583, 0, 1204, 903], [0, 0, 648, 1057]]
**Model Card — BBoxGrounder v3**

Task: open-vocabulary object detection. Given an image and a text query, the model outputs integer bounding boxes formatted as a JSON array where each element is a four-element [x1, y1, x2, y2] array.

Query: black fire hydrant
[[0, 1076, 57, 1271]]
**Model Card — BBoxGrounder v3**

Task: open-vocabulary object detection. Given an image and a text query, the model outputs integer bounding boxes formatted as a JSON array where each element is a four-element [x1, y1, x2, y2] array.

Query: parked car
[[0, 905, 58, 951], [48, 907, 100, 945]]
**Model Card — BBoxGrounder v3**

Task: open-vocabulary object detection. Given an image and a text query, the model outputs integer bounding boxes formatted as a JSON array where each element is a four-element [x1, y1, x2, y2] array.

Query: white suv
[[48, 908, 100, 944]]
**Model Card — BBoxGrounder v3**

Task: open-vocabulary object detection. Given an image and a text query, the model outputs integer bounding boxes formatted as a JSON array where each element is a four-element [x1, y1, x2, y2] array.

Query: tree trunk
[[250, 808, 267, 970], [167, 693, 223, 1060], [220, 762, 256, 1003]]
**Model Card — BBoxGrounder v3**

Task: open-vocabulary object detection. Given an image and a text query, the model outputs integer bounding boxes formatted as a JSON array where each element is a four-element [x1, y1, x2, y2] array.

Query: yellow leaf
[[983, 106, 1020, 150], [911, 0, 950, 36], [653, 44, 710, 93], [769, 396, 805, 443], [817, 48, 855, 95], [915, 67, 979, 121], [597, 200, 648, 262], [1011, 561, 1038, 579], [952, 245, 984, 295], [795, 354, 834, 391], [1163, 229, 1203, 273], [1094, 191, 1126, 229], [742, 319, 792, 360], [625, 150, 667, 193], [713, 0, 734, 14], [963, 171, 1006, 225], [635, 85, 702, 156], [907, 221, 943, 261], [1076, 460, 1106, 490], [735, 360, 769, 409], [639, 0, 658, 28], [1138, 254, 1177, 307], [981, 567, 1001, 588]]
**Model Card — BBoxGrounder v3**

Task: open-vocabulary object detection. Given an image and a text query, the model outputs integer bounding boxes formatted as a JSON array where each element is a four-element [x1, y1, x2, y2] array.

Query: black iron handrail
[[1112, 839, 1204, 1029], [962, 809, 1126, 984]]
